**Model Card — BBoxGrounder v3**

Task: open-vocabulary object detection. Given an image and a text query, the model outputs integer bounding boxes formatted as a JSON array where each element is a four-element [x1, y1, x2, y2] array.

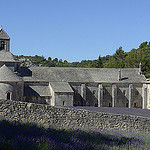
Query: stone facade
[[147, 81, 150, 109], [0, 28, 149, 109], [70, 83, 147, 108], [0, 82, 24, 101]]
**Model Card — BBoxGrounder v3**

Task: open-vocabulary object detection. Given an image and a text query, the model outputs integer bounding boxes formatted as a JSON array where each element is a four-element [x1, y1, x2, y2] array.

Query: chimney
[[139, 62, 142, 75], [118, 69, 121, 81]]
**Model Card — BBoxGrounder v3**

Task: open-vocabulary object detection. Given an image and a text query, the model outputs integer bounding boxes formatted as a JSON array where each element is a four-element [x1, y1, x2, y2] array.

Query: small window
[[103, 90, 106, 95], [74, 89, 78, 94], [7, 92, 11, 100], [63, 101, 65, 106], [108, 102, 112, 107], [93, 90, 96, 95], [126, 102, 128, 107], [123, 90, 126, 95], [134, 102, 138, 108], [1, 41, 5, 50], [77, 101, 81, 106]]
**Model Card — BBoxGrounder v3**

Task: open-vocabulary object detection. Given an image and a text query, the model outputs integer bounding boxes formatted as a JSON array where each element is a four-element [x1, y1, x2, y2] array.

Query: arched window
[[103, 90, 106, 95], [93, 90, 96, 95], [134, 102, 138, 108], [77, 101, 81, 106], [63, 101, 65, 106], [108, 102, 112, 107], [74, 89, 78, 95], [7, 92, 11, 100], [1, 41, 5, 50], [126, 102, 128, 107], [123, 90, 126, 95]]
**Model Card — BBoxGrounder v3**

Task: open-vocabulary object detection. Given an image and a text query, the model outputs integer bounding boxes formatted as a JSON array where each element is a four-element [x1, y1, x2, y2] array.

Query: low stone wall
[[0, 99, 150, 132]]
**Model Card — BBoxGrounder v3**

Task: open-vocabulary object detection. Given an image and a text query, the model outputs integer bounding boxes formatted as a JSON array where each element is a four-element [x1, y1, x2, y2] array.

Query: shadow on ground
[[0, 120, 142, 150]]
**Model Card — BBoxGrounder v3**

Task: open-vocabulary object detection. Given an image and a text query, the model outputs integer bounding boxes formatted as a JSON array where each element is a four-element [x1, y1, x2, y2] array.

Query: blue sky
[[1, 0, 150, 62]]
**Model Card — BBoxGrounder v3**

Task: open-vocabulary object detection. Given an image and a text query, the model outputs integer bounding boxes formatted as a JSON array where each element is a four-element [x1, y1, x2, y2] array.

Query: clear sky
[[1, 0, 150, 62]]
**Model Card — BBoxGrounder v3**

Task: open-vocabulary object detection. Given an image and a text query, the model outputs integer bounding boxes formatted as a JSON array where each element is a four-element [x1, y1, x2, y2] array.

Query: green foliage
[[124, 44, 150, 78], [96, 55, 103, 68], [103, 44, 150, 78], [104, 46, 126, 68], [139, 41, 148, 49]]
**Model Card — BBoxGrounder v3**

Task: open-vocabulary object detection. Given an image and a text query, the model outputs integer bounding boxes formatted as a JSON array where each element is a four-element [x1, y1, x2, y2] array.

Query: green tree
[[139, 41, 148, 49], [48, 57, 52, 61], [96, 56, 103, 68], [114, 47, 125, 60], [53, 58, 58, 63], [104, 47, 126, 68]]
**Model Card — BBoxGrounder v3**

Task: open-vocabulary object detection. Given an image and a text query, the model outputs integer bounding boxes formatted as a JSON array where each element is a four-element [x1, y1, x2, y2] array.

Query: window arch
[[126, 102, 128, 107], [123, 90, 126, 95], [1, 41, 5, 50], [77, 101, 81, 106], [108, 101, 112, 107], [134, 102, 138, 108], [103, 89, 106, 95], [93, 90, 96, 95]]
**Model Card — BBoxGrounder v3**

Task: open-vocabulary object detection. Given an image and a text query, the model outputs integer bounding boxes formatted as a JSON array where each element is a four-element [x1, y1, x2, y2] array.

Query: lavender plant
[[0, 120, 149, 150]]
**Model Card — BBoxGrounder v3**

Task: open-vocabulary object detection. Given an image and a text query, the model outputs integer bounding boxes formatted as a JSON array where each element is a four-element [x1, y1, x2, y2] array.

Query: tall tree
[[104, 47, 126, 68], [96, 55, 103, 68]]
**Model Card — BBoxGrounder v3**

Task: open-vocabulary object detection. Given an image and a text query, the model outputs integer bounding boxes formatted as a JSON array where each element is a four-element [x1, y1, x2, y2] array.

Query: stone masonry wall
[[0, 99, 150, 132]]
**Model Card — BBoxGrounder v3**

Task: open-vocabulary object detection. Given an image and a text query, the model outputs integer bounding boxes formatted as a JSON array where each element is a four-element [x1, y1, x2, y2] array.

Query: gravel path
[[63, 106, 150, 118]]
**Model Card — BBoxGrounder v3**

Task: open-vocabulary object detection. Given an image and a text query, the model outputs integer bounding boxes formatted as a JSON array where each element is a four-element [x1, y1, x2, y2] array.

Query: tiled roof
[[50, 82, 74, 93], [0, 51, 20, 62], [24, 85, 51, 96], [0, 28, 10, 40], [21, 67, 147, 83], [0, 65, 22, 82]]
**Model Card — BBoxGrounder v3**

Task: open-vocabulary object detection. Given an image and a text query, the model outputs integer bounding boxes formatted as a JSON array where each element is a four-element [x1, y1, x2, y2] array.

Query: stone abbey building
[[0, 27, 150, 109]]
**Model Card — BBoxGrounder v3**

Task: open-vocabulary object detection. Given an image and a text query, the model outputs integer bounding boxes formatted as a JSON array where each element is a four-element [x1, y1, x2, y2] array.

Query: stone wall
[[0, 99, 150, 132]]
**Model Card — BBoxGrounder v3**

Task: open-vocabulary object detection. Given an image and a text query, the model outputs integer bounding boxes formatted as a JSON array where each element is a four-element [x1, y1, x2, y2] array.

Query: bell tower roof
[[0, 27, 10, 40], [0, 27, 10, 52]]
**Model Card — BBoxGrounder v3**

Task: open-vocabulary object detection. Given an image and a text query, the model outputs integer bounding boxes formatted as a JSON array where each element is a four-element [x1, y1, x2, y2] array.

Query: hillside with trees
[[104, 42, 150, 78], [16, 41, 150, 78]]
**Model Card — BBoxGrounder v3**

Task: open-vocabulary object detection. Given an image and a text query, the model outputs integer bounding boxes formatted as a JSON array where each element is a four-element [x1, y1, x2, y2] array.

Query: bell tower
[[0, 27, 20, 73], [0, 26, 10, 52]]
